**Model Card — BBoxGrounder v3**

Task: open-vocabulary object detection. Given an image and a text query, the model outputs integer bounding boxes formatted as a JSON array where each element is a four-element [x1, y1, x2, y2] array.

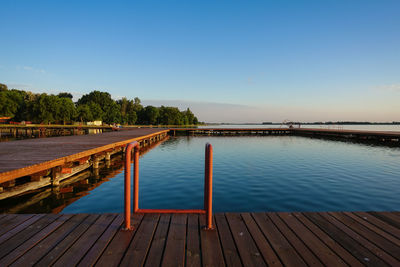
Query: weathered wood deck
[[0, 211, 398, 266], [0, 128, 168, 182]]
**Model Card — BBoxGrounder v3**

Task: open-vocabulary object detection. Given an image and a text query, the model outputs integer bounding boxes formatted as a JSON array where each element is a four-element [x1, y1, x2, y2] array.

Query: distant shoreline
[[205, 122, 400, 125]]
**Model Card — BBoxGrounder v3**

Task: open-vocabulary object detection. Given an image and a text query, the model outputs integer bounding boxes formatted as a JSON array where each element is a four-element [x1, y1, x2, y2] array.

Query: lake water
[[61, 135, 400, 213], [199, 124, 400, 131]]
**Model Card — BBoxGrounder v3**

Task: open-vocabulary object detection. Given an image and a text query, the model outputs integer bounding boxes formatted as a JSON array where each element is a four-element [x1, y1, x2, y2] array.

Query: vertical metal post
[[124, 141, 139, 230], [205, 143, 214, 230], [133, 146, 139, 213]]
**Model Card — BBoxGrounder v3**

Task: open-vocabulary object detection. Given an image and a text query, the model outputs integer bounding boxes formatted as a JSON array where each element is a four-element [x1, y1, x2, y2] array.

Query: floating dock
[[0, 211, 398, 266]]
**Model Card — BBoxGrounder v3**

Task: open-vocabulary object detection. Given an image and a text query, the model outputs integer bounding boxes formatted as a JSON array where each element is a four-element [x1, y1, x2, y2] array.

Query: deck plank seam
[[368, 212, 400, 229], [353, 212, 400, 241], [0, 214, 62, 262], [344, 212, 400, 249], [157, 213, 173, 267], [304, 212, 382, 266], [141, 214, 163, 267], [116, 213, 147, 266], [44, 214, 101, 265], [265, 212, 313, 266], [218, 214, 238, 267], [240, 213, 273, 266], [26, 214, 91, 266], [0, 214, 45, 246], [75, 213, 119, 266], [78, 213, 124, 266], [1, 214, 73, 266], [249, 213, 287, 266], [0, 214, 34, 237], [216, 213, 242, 267], [184, 213, 190, 267], [336, 212, 400, 262], [275, 212, 325, 266], [297, 212, 361, 266], [323, 212, 398, 266], [286, 212, 347, 266]]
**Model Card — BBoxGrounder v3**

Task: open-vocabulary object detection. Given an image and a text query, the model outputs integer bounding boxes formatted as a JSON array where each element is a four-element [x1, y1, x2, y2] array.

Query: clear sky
[[1, 0, 399, 123]]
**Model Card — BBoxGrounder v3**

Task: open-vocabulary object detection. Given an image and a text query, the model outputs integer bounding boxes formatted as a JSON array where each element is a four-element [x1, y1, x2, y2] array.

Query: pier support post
[[93, 157, 100, 169], [51, 167, 61, 186]]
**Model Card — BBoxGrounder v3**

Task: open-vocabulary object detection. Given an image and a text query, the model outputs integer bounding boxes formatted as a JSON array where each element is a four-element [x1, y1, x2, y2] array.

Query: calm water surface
[[62, 136, 400, 213]]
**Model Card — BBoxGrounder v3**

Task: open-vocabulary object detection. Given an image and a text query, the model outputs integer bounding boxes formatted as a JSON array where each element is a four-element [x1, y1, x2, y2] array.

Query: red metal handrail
[[123, 142, 214, 230]]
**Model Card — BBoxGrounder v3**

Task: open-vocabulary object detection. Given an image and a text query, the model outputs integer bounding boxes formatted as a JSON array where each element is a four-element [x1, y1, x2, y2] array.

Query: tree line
[[0, 83, 199, 125]]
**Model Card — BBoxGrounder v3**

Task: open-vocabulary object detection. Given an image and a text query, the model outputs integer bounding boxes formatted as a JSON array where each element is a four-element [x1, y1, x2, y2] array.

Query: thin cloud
[[17, 65, 46, 74], [4, 82, 33, 89], [376, 84, 400, 92]]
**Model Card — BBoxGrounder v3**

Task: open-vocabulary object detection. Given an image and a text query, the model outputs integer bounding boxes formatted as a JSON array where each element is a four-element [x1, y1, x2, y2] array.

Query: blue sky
[[1, 0, 399, 122]]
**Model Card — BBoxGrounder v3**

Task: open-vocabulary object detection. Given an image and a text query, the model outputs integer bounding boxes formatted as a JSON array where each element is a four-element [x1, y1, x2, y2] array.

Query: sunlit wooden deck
[[0, 211, 398, 266], [0, 128, 168, 182]]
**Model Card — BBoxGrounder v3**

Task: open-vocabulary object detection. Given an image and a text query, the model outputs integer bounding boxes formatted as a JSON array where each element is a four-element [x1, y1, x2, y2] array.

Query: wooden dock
[[0, 129, 169, 199], [0, 128, 168, 181], [0, 211, 398, 266]]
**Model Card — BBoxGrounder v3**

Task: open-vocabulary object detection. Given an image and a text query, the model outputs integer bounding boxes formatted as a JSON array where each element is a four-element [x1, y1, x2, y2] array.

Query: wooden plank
[[0, 214, 72, 266], [251, 213, 307, 266], [186, 214, 201, 267], [322, 212, 398, 266], [199, 215, 225, 267], [144, 214, 171, 267], [266, 212, 321, 266], [0, 214, 31, 236], [10, 214, 89, 266], [345, 212, 400, 247], [214, 213, 242, 267], [278, 212, 346, 266], [96, 214, 143, 266], [120, 213, 160, 267], [0, 214, 44, 245], [305, 212, 387, 266], [292, 212, 363, 267], [35, 214, 100, 266], [78, 214, 124, 267], [369, 212, 400, 229], [161, 214, 187, 267], [241, 213, 282, 266], [0, 214, 59, 259], [328, 212, 400, 262], [225, 213, 266, 267], [354, 211, 400, 240], [53, 214, 117, 266]]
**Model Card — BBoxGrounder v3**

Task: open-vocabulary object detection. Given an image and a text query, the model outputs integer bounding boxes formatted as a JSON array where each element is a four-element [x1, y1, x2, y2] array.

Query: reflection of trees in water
[[0, 136, 170, 214]]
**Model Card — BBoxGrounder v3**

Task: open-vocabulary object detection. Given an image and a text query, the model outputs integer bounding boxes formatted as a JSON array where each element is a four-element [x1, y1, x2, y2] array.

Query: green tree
[[159, 106, 183, 125], [0, 89, 25, 117], [58, 97, 76, 124], [88, 102, 104, 121], [78, 90, 120, 123], [76, 104, 93, 122], [0, 83, 8, 91], [142, 105, 159, 125], [57, 92, 73, 99], [182, 108, 195, 125], [31, 94, 61, 123]]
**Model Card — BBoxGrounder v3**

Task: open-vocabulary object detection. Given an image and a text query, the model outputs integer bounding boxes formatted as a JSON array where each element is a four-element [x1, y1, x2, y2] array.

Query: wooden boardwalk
[[0, 128, 168, 182], [0, 212, 398, 266]]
